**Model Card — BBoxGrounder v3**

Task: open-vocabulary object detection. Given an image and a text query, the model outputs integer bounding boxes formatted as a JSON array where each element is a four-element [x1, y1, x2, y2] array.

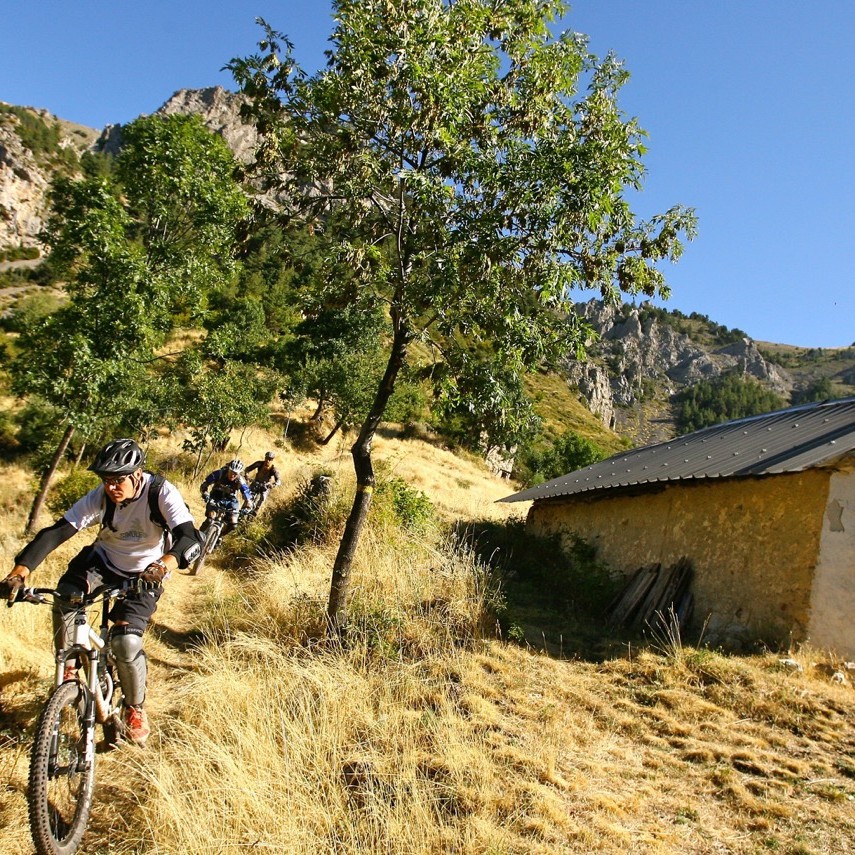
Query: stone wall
[[526, 470, 830, 650]]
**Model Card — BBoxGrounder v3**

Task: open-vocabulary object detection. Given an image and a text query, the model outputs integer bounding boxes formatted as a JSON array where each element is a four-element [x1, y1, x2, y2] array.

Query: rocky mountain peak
[[157, 87, 258, 163], [563, 300, 793, 444], [95, 86, 257, 163]]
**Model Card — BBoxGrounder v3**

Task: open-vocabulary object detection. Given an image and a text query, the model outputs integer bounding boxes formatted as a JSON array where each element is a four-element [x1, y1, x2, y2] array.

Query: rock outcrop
[[156, 87, 258, 164], [562, 300, 794, 443], [0, 118, 48, 249]]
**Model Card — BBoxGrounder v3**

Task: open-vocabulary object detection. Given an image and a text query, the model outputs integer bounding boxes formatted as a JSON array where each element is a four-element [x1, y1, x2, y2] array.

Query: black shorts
[[58, 546, 161, 635]]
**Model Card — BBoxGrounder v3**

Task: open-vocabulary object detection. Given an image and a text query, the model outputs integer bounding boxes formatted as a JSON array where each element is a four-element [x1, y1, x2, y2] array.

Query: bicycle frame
[[249, 480, 268, 513], [26, 583, 129, 725], [191, 498, 235, 575]]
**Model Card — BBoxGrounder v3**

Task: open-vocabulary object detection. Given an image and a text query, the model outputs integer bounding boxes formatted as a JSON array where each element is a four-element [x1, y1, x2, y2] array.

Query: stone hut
[[501, 398, 855, 657]]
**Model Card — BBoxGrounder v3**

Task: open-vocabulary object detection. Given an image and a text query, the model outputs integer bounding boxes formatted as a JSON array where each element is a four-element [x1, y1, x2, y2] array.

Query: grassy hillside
[[525, 371, 627, 456], [758, 342, 855, 400], [0, 427, 854, 854]]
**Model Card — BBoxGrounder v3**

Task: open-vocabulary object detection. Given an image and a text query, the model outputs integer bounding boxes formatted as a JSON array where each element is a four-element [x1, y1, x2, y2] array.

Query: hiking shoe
[[123, 704, 150, 746]]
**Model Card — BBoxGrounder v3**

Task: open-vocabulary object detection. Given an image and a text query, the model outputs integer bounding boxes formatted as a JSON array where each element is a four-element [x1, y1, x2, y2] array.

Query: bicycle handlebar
[[9, 579, 138, 609]]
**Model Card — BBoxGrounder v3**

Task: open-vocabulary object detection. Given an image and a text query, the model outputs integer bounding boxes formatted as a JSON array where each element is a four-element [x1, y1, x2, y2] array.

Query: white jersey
[[64, 473, 194, 575]]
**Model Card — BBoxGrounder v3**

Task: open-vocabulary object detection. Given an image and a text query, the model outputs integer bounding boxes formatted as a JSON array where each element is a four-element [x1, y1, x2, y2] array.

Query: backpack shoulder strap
[[146, 472, 168, 532], [101, 486, 118, 532], [101, 474, 169, 534]]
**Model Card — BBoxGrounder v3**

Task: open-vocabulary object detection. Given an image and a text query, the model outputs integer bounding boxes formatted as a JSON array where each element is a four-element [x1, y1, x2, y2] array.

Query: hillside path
[[80, 566, 214, 845], [140, 566, 212, 725]]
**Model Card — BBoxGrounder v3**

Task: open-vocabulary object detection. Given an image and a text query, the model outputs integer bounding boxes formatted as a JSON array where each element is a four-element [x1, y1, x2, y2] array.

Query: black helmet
[[88, 439, 145, 477], [265, 451, 275, 460]]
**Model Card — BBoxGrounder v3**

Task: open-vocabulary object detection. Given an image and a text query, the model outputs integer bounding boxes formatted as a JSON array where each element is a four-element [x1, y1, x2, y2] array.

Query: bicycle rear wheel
[[28, 680, 96, 855], [190, 521, 220, 575]]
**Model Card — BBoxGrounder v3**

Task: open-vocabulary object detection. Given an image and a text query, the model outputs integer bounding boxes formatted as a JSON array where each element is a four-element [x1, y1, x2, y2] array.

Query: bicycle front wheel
[[28, 680, 96, 855], [191, 521, 220, 575]]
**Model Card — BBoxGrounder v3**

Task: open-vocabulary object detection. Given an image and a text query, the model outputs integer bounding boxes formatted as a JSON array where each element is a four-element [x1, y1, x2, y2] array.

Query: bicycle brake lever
[[6, 588, 45, 607]]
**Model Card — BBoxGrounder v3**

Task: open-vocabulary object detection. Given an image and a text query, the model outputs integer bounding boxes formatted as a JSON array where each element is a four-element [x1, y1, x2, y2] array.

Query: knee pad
[[110, 626, 147, 707], [52, 606, 76, 652]]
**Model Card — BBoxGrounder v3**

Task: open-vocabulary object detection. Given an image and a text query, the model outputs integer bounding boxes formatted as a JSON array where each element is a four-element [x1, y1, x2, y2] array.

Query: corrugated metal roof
[[500, 396, 855, 504]]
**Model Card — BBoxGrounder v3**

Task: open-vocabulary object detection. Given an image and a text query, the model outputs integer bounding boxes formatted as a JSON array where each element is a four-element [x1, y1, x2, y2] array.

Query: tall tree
[[229, 0, 697, 628]]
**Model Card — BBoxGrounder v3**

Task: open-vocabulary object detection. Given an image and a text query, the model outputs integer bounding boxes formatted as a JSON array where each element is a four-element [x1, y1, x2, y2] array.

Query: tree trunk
[[73, 442, 86, 468], [193, 440, 205, 480], [320, 418, 344, 446], [326, 322, 411, 632], [310, 396, 326, 425], [26, 423, 75, 535]]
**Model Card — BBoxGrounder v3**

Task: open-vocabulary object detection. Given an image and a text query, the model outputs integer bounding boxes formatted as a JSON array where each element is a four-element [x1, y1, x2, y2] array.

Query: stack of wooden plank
[[604, 557, 694, 632]]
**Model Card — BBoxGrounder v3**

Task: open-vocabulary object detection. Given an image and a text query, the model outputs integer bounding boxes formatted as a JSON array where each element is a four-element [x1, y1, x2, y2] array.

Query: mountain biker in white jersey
[[0, 438, 202, 745]]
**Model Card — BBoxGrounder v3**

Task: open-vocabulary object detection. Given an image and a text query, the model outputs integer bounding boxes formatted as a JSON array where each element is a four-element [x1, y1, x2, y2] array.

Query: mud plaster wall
[[527, 471, 829, 648], [808, 469, 855, 658]]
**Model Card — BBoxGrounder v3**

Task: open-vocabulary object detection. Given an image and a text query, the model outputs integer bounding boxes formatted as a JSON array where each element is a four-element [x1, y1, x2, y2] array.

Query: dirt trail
[[144, 566, 211, 713], [64, 565, 218, 850]]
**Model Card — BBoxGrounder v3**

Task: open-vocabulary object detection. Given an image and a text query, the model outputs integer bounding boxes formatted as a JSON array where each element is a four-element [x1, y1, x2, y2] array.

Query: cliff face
[[0, 105, 99, 250], [95, 86, 258, 165], [0, 88, 256, 257], [0, 119, 48, 248], [563, 301, 794, 444]]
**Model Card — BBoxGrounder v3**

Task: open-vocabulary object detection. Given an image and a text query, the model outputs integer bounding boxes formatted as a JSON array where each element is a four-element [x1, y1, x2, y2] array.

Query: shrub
[[276, 470, 347, 547], [3, 291, 64, 333], [0, 245, 40, 263], [456, 518, 619, 621], [0, 409, 19, 460], [373, 477, 435, 533], [47, 468, 100, 516], [515, 429, 607, 486]]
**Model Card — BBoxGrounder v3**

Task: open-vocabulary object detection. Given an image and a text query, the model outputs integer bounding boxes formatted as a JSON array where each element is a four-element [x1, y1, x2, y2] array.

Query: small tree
[[170, 351, 279, 476], [230, 0, 696, 628], [12, 185, 153, 531]]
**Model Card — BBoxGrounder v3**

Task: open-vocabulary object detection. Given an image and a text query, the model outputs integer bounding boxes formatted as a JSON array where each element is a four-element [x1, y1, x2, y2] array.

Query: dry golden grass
[[1, 428, 854, 854]]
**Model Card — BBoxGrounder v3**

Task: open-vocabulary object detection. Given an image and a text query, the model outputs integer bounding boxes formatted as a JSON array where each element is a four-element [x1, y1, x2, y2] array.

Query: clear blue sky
[[2, 1, 852, 348]]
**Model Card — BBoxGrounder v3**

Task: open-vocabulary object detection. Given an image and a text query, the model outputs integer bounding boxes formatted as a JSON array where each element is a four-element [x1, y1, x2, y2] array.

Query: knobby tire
[[28, 680, 96, 855], [191, 521, 221, 575]]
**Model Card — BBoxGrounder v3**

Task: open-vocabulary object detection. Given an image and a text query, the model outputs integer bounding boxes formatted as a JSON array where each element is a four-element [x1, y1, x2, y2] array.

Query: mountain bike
[[248, 480, 269, 515], [191, 497, 249, 575], [10, 580, 137, 855]]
